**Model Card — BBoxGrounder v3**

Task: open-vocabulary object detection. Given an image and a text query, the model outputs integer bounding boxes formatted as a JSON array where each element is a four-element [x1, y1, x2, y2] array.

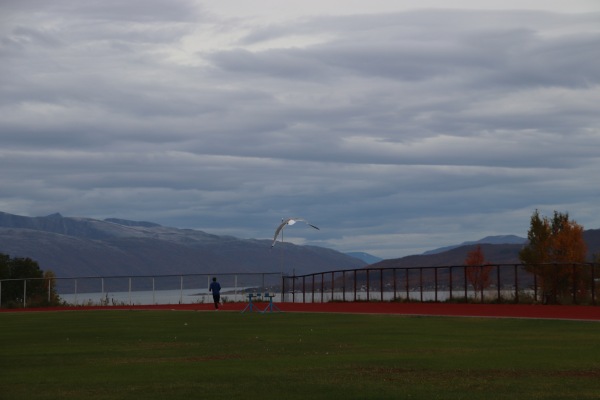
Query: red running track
[[2, 302, 599, 321]]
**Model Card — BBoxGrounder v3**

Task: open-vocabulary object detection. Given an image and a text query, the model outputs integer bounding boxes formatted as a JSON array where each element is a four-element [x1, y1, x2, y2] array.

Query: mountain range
[[2, 211, 599, 279], [421, 235, 527, 255], [0, 211, 365, 277], [372, 230, 600, 269]]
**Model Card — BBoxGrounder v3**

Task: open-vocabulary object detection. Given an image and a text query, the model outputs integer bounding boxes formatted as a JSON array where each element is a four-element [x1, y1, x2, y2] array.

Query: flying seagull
[[271, 217, 319, 248]]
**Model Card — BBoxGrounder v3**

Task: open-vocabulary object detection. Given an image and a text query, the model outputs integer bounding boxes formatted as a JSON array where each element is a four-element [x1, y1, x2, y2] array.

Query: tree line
[[0, 253, 60, 308], [465, 210, 599, 304]]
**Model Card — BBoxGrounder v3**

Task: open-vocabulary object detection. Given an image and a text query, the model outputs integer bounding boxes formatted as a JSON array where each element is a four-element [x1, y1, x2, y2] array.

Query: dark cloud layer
[[1, 1, 599, 258]]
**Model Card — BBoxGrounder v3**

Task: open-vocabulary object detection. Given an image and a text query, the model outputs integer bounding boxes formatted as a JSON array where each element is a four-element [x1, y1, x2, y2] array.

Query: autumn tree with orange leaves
[[465, 245, 493, 301], [519, 210, 587, 304]]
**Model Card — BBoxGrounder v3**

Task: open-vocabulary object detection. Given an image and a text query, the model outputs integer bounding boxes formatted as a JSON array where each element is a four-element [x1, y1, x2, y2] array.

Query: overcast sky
[[1, 1, 599, 259]]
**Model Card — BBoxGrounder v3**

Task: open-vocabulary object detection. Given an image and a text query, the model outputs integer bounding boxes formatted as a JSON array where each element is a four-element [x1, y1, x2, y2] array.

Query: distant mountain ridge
[[372, 230, 600, 269], [422, 235, 527, 255], [346, 252, 383, 264], [2, 211, 598, 278], [0, 211, 366, 277], [104, 218, 161, 228]]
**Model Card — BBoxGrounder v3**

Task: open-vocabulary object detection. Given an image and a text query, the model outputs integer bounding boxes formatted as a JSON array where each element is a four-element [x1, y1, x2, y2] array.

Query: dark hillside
[[0, 212, 365, 277], [371, 243, 522, 269]]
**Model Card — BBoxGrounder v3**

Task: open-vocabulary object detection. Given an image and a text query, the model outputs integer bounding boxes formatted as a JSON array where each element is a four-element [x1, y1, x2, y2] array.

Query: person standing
[[209, 277, 221, 310]]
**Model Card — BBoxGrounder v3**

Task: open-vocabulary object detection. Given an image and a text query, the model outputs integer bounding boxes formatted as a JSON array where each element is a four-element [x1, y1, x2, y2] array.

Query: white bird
[[271, 217, 319, 248]]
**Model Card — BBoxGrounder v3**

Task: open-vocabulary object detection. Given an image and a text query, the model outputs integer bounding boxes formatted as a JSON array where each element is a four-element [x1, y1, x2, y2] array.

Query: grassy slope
[[1, 311, 599, 399]]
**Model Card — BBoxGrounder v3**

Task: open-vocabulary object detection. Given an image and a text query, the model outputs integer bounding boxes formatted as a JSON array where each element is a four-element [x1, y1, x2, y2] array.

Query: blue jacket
[[209, 281, 221, 295]]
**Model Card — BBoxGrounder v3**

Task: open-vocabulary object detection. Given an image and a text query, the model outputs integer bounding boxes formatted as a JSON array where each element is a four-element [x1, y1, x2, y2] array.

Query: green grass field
[[1, 310, 598, 399]]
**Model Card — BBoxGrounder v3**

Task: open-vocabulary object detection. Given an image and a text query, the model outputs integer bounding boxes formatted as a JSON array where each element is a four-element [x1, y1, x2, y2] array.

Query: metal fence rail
[[2, 263, 599, 308], [0, 272, 282, 308], [282, 263, 599, 305]]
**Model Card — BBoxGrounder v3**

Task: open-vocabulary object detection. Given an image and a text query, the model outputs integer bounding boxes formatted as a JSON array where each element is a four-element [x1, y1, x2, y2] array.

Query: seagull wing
[[271, 220, 289, 247], [270, 217, 319, 248], [292, 218, 319, 230]]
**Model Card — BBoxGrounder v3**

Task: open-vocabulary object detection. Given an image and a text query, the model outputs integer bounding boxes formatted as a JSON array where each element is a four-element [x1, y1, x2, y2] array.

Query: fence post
[[434, 268, 438, 302], [331, 272, 335, 302], [496, 265, 501, 301], [514, 264, 519, 304], [366, 269, 370, 301], [480, 266, 484, 303], [592, 263, 596, 305], [342, 270, 346, 302], [233, 275, 237, 302], [181, 276, 185, 304], [393, 268, 397, 300], [0, 280, 2, 309], [419, 268, 423, 302], [405, 269, 409, 300], [463, 266, 468, 301], [353, 270, 357, 301], [320, 273, 324, 303], [449, 267, 453, 301], [302, 276, 306, 303], [380, 269, 384, 301], [533, 270, 538, 303], [572, 264, 577, 305], [23, 279, 27, 308]]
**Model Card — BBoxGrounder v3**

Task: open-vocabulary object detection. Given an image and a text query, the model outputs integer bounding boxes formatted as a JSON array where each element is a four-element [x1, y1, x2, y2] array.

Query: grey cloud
[[2, 0, 202, 23], [4, 26, 63, 49], [206, 48, 335, 81], [228, 23, 600, 91], [233, 10, 600, 90], [1, 5, 599, 258]]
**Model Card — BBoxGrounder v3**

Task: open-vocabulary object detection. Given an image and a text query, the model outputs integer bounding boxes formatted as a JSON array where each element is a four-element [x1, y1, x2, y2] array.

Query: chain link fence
[[1, 272, 282, 308]]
